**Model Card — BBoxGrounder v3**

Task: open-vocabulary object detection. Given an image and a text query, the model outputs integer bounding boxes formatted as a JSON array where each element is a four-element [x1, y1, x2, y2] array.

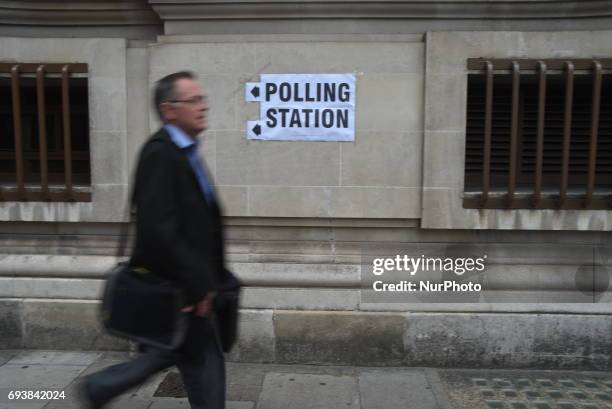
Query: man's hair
[[153, 71, 197, 120]]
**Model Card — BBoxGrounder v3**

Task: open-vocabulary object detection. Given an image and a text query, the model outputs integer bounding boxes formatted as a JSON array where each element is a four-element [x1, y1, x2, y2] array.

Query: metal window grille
[[464, 58, 612, 209], [0, 63, 91, 202]]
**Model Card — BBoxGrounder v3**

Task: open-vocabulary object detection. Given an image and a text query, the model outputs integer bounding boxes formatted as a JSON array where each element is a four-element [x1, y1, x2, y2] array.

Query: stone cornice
[[0, 1, 161, 26], [149, 0, 612, 20]]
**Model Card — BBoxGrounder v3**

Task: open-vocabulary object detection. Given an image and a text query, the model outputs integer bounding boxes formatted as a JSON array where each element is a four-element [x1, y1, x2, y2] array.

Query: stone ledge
[[0, 0, 161, 26], [1, 299, 610, 369], [0, 255, 361, 287], [149, 1, 612, 21]]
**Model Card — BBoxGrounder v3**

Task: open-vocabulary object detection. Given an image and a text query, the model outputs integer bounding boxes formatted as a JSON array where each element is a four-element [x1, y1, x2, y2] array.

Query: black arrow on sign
[[252, 124, 261, 136], [250, 86, 260, 98]]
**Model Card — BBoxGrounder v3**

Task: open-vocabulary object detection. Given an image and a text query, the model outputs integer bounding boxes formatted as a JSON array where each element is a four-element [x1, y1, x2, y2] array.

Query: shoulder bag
[[100, 212, 188, 350]]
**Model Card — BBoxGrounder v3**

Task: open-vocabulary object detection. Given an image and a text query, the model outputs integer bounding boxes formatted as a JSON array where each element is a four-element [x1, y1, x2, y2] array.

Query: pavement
[[0, 350, 610, 409]]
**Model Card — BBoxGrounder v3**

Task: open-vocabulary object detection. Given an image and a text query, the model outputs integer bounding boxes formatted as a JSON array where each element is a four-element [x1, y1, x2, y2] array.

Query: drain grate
[[439, 370, 612, 409], [154, 371, 186, 397]]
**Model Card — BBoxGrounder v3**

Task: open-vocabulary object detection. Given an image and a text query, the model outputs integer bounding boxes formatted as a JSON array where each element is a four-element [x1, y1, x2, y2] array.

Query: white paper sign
[[245, 74, 356, 141]]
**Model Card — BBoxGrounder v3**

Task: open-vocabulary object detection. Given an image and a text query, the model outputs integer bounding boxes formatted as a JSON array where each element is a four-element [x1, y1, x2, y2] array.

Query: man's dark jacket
[[130, 127, 235, 306]]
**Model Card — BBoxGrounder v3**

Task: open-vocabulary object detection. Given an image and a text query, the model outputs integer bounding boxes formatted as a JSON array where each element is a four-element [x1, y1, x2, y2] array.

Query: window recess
[[0, 63, 91, 202], [464, 58, 612, 210]]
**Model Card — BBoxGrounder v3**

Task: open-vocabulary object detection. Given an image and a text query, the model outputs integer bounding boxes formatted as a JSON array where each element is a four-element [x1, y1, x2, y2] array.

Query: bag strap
[[115, 207, 133, 259], [116, 170, 137, 259]]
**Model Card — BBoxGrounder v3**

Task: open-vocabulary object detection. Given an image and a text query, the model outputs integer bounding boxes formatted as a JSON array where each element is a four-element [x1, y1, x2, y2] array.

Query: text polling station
[[246, 74, 356, 141]]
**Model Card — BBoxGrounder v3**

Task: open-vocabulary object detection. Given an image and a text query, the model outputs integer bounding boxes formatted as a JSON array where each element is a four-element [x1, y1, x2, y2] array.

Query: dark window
[[464, 59, 612, 209], [0, 63, 91, 202]]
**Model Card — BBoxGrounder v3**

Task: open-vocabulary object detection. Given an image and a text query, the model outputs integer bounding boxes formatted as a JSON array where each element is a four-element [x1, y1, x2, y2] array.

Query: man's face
[[162, 78, 209, 138]]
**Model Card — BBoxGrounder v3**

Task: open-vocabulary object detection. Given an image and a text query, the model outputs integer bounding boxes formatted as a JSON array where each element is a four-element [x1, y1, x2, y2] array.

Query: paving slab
[[77, 351, 131, 376], [8, 351, 101, 366], [0, 364, 86, 408], [0, 402, 47, 409], [0, 364, 85, 390], [2, 349, 611, 409], [148, 397, 190, 408], [226, 402, 255, 409], [359, 369, 439, 409], [0, 350, 17, 366], [226, 363, 267, 402], [147, 399, 254, 409], [257, 372, 360, 409]]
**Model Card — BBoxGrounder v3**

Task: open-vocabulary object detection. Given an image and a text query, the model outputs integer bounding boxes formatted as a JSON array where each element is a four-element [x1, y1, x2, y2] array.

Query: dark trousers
[[85, 316, 225, 409]]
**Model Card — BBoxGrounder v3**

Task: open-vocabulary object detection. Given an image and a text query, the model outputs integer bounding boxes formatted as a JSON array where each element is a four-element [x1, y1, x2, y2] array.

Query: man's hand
[[180, 293, 215, 317]]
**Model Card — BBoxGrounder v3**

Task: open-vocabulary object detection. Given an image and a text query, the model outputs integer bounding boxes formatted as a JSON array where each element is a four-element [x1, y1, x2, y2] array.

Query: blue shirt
[[164, 124, 216, 205]]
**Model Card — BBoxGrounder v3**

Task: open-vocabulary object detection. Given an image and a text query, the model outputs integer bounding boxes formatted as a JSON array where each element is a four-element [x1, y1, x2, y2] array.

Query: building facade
[[0, 0, 611, 369]]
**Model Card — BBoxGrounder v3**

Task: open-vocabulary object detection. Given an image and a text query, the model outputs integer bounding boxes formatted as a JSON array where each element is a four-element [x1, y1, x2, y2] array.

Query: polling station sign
[[245, 74, 356, 141]]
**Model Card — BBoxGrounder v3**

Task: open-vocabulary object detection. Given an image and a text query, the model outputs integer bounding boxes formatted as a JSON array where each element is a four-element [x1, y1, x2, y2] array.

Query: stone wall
[[0, 1, 611, 368]]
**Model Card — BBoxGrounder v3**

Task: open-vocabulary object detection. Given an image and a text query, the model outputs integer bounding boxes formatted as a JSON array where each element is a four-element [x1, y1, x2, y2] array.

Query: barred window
[[0, 63, 91, 202], [464, 58, 612, 209]]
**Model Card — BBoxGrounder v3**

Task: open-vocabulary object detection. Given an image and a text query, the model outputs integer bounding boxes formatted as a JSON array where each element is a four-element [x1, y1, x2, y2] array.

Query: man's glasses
[[168, 95, 208, 105]]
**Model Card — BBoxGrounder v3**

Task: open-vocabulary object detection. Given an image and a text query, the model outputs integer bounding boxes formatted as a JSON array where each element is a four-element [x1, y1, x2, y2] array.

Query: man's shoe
[[79, 379, 104, 409]]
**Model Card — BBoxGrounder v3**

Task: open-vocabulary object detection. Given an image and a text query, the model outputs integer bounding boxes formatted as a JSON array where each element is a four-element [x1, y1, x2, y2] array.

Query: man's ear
[[159, 102, 175, 121]]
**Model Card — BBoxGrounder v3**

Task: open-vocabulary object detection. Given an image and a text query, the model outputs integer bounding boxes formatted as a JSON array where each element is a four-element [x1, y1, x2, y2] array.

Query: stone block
[[0, 38, 125, 78], [248, 240, 332, 257], [355, 74, 423, 132], [329, 186, 421, 219], [226, 309, 275, 363], [403, 313, 612, 369], [254, 42, 424, 74], [215, 131, 340, 187], [89, 75, 128, 132], [91, 184, 130, 222], [216, 186, 248, 216], [241, 288, 360, 310], [200, 131, 216, 179], [149, 43, 256, 77], [248, 186, 331, 218], [23, 299, 129, 351], [426, 31, 525, 74], [274, 311, 404, 365], [228, 261, 360, 287], [198, 75, 239, 131], [126, 47, 151, 173], [227, 224, 333, 242], [420, 187, 470, 229], [341, 131, 422, 188], [404, 313, 534, 367], [90, 131, 128, 186], [424, 74, 466, 132], [0, 299, 23, 348], [422, 131, 466, 189], [532, 314, 612, 370], [4, 254, 114, 279]]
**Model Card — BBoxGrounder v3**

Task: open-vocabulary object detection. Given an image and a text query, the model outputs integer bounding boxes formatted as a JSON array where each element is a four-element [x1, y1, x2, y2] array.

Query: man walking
[[83, 71, 234, 409]]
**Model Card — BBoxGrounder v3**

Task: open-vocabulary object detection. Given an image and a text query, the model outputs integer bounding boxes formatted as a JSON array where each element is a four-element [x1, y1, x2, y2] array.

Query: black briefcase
[[101, 262, 188, 350], [214, 270, 242, 353]]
